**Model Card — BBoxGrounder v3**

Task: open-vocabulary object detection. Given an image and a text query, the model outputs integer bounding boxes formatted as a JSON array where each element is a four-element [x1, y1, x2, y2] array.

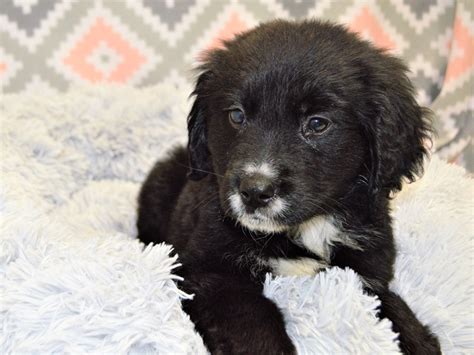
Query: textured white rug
[[1, 85, 473, 354]]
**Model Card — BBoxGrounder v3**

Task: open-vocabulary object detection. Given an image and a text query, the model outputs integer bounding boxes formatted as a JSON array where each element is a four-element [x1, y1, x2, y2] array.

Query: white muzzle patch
[[228, 193, 288, 233]]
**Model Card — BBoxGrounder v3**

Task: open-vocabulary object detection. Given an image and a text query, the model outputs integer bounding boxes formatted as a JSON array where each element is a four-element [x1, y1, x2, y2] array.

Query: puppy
[[137, 20, 441, 354]]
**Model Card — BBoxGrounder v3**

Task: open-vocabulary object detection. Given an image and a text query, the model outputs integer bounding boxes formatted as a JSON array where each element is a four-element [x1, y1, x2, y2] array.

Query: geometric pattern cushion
[[0, 0, 472, 170]]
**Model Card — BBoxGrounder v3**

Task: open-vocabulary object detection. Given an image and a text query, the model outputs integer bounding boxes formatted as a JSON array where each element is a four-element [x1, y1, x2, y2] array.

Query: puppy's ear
[[366, 57, 432, 196], [187, 71, 212, 180]]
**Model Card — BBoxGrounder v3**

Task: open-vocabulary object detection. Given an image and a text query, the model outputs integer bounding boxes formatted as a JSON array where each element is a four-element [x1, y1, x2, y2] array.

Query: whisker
[[189, 192, 220, 213], [258, 232, 276, 257], [176, 162, 225, 178]]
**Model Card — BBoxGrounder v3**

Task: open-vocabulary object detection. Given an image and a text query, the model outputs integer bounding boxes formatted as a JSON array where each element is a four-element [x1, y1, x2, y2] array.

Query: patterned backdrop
[[1, 0, 472, 170]]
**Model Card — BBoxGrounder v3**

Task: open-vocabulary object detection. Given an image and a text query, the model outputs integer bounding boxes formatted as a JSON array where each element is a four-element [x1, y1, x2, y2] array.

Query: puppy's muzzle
[[239, 174, 278, 209]]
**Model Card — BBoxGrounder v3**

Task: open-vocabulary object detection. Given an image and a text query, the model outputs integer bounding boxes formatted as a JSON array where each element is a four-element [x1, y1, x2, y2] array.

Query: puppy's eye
[[307, 116, 331, 134], [229, 109, 245, 127]]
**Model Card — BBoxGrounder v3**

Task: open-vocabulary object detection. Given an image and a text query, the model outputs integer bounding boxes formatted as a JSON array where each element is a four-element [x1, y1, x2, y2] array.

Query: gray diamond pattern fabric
[[0, 0, 472, 170]]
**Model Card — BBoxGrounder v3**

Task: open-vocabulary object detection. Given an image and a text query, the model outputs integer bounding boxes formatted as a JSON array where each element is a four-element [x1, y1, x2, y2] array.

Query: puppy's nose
[[239, 175, 277, 208]]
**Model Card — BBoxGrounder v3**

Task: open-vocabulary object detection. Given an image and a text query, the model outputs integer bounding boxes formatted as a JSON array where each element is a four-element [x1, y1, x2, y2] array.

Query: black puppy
[[137, 20, 441, 354]]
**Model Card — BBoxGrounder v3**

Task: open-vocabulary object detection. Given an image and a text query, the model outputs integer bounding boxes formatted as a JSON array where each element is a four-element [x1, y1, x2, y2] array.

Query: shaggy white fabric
[[1, 85, 473, 354]]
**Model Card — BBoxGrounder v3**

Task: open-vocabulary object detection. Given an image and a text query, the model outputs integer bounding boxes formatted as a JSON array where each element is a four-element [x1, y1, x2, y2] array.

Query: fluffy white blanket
[[1, 85, 473, 354]]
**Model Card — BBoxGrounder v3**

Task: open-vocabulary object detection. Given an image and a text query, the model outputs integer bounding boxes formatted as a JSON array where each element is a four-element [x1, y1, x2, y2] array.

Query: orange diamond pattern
[[348, 6, 397, 52], [62, 18, 146, 83], [444, 15, 474, 84], [206, 10, 250, 52]]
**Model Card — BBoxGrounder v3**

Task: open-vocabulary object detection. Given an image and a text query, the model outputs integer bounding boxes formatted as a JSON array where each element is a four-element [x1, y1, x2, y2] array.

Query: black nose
[[239, 175, 277, 208]]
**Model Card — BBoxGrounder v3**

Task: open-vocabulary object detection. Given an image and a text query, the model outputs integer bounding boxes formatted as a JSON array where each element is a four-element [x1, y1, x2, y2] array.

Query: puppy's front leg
[[332, 248, 441, 355], [375, 290, 441, 355], [181, 271, 295, 355]]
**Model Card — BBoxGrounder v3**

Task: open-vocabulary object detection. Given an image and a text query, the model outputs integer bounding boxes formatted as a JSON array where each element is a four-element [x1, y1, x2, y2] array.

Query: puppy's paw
[[210, 332, 295, 355], [202, 313, 296, 355], [399, 327, 441, 355]]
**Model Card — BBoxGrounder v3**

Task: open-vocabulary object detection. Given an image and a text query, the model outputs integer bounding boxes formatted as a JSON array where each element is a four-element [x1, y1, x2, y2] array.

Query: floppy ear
[[187, 71, 212, 180], [367, 58, 432, 196]]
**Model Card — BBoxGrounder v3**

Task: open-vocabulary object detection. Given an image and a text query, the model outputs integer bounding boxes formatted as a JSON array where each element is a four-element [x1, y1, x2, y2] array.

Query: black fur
[[137, 20, 440, 354]]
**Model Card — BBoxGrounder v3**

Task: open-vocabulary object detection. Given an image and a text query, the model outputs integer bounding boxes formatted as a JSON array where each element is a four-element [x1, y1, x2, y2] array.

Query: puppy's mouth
[[228, 193, 289, 234]]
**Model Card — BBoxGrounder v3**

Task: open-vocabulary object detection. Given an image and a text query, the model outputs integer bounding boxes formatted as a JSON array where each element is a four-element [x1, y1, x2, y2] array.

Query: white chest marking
[[297, 216, 341, 262], [269, 257, 327, 276], [296, 216, 363, 263]]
